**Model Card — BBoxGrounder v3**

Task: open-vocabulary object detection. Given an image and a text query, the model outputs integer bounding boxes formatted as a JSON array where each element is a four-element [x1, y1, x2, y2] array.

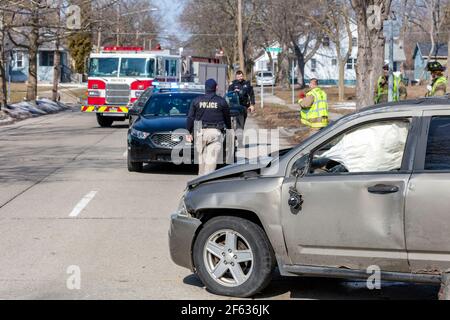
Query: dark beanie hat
[[205, 79, 217, 93]]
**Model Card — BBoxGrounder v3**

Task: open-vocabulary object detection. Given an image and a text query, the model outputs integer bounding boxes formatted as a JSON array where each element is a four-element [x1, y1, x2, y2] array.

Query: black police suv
[[127, 85, 246, 172]]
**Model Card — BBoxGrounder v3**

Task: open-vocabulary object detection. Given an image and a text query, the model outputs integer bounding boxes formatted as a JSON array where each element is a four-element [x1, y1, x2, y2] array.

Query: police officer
[[228, 70, 256, 124], [187, 79, 232, 176], [425, 61, 448, 97], [374, 64, 407, 104], [298, 78, 329, 136]]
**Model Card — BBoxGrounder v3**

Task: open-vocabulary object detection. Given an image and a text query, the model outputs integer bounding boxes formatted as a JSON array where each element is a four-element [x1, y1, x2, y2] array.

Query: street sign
[[266, 47, 282, 53], [383, 20, 401, 38]]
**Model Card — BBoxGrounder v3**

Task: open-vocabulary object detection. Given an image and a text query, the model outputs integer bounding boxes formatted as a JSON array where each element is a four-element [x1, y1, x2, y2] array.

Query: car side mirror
[[128, 106, 140, 116], [291, 154, 310, 178]]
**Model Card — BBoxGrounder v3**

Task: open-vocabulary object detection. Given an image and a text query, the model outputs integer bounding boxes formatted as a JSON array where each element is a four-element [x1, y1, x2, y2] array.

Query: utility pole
[[0, 12, 7, 109], [116, 2, 120, 46], [237, 0, 245, 74], [292, 60, 295, 105], [52, 0, 62, 102], [388, 19, 394, 102], [97, 27, 101, 53]]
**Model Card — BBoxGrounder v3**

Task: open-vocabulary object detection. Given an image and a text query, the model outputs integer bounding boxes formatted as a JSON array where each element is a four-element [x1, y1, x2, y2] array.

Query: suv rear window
[[425, 117, 450, 170]]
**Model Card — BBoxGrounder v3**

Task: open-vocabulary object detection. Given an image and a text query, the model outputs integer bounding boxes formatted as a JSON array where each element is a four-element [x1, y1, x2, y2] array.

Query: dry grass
[[257, 85, 431, 145], [253, 103, 312, 144], [7, 83, 86, 103], [273, 84, 430, 105], [274, 86, 356, 104]]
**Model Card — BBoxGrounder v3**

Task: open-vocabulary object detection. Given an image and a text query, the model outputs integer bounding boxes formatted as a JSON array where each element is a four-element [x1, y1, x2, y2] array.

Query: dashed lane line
[[69, 191, 98, 218]]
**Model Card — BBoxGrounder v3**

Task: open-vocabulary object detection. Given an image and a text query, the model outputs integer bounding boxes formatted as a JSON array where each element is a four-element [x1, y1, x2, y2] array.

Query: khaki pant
[[195, 128, 223, 176]]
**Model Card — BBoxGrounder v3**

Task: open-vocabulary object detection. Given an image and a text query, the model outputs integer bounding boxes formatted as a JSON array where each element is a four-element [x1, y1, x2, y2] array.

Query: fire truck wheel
[[96, 114, 114, 128]]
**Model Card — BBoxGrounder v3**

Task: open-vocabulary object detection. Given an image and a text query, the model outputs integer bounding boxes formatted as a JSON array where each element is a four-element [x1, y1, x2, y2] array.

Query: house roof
[[415, 42, 448, 59], [6, 30, 68, 52]]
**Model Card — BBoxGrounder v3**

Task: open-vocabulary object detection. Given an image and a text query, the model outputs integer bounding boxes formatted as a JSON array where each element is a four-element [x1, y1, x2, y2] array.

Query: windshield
[[142, 93, 201, 117], [259, 72, 273, 77], [88, 58, 119, 77], [120, 58, 155, 77]]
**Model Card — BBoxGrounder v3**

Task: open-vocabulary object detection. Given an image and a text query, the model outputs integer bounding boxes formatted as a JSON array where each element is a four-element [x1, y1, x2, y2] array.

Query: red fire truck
[[82, 46, 181, 127]]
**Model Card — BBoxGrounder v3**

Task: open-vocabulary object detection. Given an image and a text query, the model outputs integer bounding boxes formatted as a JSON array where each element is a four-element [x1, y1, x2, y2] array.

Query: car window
[[425, 116, 450, 171], [142, 93, 201, 117], [309, 119, 410, 174], [135, 88, 153, 109]]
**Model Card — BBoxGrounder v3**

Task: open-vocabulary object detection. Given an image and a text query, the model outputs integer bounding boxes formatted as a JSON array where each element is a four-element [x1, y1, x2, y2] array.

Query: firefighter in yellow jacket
[[425, 61, 448, 97], [375, 64, 407, 104], [298, 78, 329, 135]]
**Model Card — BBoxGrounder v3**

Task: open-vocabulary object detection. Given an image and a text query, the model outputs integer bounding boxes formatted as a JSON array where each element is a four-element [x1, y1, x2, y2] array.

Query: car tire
[[127, 153, 143, 172], [96, 114, 113, 128], [193, 216, 275, 298]]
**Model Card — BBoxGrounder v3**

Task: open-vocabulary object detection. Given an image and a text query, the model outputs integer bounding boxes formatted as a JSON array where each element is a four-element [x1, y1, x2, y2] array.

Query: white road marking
[[69, 191, 98, 218]]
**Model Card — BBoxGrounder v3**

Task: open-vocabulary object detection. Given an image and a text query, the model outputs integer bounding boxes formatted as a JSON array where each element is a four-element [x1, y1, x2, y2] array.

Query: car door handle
[[368, 184, 399, 194]]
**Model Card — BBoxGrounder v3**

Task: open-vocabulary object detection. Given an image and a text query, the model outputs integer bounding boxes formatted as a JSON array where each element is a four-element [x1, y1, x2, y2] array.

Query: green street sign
[[266, 47, 282, 53]]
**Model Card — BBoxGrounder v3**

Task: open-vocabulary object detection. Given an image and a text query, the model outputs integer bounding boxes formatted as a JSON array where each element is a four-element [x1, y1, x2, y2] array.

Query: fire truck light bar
[[102, 46, 144, 51]]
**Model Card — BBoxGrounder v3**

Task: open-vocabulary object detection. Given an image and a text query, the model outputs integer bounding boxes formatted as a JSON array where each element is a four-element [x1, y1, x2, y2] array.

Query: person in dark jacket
[[187, 79, 232, 176], [228, 70, 255, 123]]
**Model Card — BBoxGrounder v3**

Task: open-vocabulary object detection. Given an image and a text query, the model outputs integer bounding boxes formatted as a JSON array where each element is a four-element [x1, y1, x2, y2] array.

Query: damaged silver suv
[[168, 98, 450, 298]]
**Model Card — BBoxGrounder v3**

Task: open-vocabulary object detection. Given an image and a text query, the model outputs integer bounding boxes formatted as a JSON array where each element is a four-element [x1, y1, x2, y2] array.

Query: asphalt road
[[0, 109, 440, 300]]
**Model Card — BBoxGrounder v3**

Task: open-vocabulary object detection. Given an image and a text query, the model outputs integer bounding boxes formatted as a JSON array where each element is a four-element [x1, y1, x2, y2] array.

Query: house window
[[352, 37, 358, 47], [39, 51, 54, 67], [331, 59, 337, 66], [346, 58, 353, 70], [346, 58, 356, 70], [15, 51, 24, 68], [323, 37, 330, 47], [311, 59, 317, 72]]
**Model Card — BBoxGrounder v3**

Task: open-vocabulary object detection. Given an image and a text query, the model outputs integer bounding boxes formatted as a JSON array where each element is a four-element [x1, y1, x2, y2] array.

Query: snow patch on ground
[[331, 101, 357, 110], [1, 99, 70, 125]]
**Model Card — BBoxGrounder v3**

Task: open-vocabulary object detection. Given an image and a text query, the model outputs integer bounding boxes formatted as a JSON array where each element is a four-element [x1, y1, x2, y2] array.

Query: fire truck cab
[[82, 47, 181, 127]]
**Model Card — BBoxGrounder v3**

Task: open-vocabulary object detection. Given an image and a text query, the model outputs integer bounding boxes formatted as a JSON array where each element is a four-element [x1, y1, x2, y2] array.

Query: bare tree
[[260, 0, 323, 88], [0, 0, 10, 109], [404, 0, 449, 81], [307, 0, 354, 101], [181, 0, 266, 80], [351, 0, 392, 109]]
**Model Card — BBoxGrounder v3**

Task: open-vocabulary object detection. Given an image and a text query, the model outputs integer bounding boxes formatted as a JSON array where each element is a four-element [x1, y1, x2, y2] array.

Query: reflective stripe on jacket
[[300, 87, 329, 128], [375, 75, 401, 103], [430, 76, 448, 96]]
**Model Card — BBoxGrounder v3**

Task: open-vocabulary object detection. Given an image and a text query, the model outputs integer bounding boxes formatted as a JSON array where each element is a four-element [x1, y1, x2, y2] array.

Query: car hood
[[134, 116, 187, 133], [188, 156, 273, 188]]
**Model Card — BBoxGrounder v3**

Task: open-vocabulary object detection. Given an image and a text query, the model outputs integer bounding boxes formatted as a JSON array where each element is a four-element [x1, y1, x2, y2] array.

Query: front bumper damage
[[168, 214, 202, 271]]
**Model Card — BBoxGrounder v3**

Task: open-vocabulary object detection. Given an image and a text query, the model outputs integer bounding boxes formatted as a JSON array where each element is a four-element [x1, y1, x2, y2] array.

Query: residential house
[[5, 36, 74, 83], [413, 42, 448, 81], [253, 28, 406, 86]]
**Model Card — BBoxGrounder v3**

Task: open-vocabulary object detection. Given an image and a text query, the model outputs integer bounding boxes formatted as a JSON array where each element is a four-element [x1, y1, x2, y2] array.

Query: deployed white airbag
[[321, 121, 409, 172]]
